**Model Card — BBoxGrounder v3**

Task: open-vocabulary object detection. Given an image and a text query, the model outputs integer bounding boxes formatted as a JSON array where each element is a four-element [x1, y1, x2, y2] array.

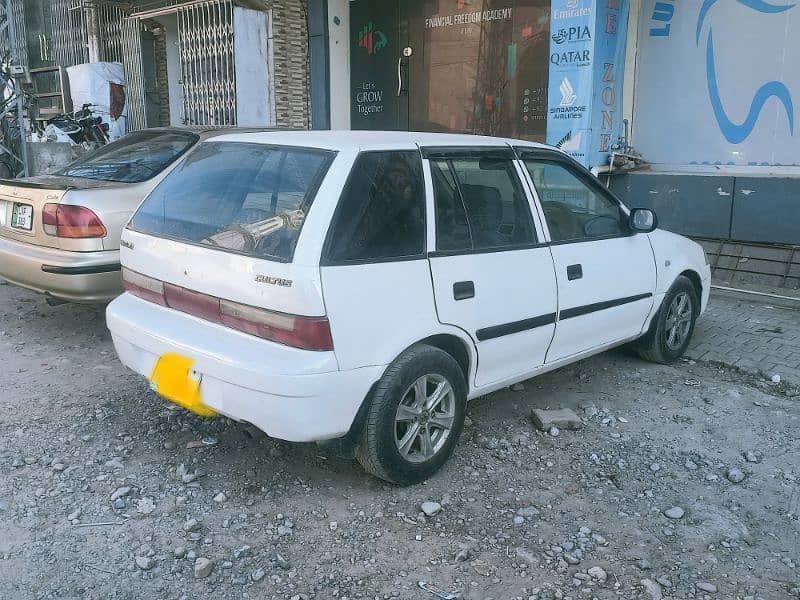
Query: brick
[[530, 409, 583, 432]]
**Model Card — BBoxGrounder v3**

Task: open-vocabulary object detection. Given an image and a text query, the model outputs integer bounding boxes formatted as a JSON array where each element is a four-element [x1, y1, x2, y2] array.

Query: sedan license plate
[[10, 202, 33, 230]]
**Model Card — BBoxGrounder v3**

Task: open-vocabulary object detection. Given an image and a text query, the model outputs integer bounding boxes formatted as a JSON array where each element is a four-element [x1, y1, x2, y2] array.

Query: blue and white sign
[[546, 0, 629, 167], [589, 0, 628, 167], [547, 0, 595, 164], [634, 0, 800, 167]]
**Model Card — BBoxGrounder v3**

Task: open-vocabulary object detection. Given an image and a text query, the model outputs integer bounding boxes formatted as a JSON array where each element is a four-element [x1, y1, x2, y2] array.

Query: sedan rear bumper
[[0, 235, 122, 303]]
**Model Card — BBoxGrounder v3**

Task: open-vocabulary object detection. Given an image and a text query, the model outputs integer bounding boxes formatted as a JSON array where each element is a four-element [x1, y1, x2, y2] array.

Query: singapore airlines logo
[[697, 0, 795, 144], [559, 77, 577, 107]]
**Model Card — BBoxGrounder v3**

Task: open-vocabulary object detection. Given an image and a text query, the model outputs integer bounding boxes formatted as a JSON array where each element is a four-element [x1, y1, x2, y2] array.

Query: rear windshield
[[56, 130, 198, 183], [129, 142, 334, 262]]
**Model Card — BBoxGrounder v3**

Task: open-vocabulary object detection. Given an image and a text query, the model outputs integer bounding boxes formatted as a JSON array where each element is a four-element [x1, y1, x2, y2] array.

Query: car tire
[[637, 275, 699, 364], [356, 344, 467, 486]]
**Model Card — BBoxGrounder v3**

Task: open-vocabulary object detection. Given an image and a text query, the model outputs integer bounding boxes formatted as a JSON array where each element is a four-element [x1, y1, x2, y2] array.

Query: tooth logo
[[697, 0, 795, 144]]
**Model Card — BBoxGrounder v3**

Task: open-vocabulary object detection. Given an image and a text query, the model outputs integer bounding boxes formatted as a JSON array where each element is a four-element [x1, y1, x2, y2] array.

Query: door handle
[[567, 264, 583, 280], [397, 57, 403, 96], [453, 281, 475, 300]]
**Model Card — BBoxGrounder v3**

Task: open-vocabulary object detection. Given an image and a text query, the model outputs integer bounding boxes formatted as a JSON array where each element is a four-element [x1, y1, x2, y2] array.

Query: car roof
[[137, 126, 293, 141], [200, 130, 557, 152]]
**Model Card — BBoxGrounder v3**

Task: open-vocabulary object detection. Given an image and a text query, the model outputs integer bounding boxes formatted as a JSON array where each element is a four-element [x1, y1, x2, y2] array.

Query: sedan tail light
[[122, 268, 333, 351], [42, 203, 107, 238]]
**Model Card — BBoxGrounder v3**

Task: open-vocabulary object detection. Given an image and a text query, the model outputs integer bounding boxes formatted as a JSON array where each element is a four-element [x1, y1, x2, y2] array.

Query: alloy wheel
[[393, 374, 456, 463], [664, 291, 693, 351]]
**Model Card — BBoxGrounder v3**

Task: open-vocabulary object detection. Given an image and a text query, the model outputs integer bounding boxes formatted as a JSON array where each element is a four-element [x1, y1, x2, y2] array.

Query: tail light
[[43, 203, 107, 238], [219, 299, 333, 351], [122, 268, 166, 306], [164, 283, 221, 324], [122, 268, 333, 351]]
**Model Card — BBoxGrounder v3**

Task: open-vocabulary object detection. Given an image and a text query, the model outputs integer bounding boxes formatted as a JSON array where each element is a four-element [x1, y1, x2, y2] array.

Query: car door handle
[[567, 264, 583, 280], [453, 281, 475, 300]]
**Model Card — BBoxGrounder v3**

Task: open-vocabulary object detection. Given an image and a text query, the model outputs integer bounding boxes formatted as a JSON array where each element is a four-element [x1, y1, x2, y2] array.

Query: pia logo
[[357, 22, 388, 55], [696, 0, 795, 144]]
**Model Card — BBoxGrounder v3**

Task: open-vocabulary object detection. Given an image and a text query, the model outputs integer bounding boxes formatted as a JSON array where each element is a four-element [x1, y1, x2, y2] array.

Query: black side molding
[[41, 262, 121, 275], [559, 293, 652, 320], [476, 313, 557, 342]]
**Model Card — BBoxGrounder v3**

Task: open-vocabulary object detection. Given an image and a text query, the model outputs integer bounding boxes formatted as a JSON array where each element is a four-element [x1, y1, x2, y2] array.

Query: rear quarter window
[[324, 151, 426, 264], [129, 142, 335, 262]]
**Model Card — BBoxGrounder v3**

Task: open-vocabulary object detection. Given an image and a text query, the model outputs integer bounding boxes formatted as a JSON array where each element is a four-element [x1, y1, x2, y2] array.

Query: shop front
[[348, 0, 629, 168], [610, 0, 800, 247], [350, 0, 551, 142]]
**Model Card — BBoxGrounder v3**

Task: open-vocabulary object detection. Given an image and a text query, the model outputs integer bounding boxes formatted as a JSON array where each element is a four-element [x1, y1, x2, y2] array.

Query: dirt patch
[[1, 283, 799, 599]]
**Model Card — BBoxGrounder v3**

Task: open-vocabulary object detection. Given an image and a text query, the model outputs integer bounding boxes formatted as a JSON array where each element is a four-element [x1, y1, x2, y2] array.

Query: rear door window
[[129, 142, 335, 262], [429, 155, 537, 252], [324, 151, 426, 263]]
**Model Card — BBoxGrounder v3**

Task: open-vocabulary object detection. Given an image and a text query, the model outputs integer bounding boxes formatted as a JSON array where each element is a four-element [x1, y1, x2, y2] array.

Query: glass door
[[404, 0, 550, 141], [350, 0, 409, 131], [350, 0, 551, 141]]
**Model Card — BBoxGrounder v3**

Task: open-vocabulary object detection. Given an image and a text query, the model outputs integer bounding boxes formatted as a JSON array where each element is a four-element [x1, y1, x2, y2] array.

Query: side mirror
[[629, 208, 658, 233]]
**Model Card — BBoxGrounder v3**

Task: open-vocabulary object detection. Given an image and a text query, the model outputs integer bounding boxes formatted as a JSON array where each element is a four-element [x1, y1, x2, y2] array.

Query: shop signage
[[546, 0, 629, 166], [590, 0, 628, 164], [424, 8, 513, 29], [356, 21, 388, 55], [354, 81, 385, 116], [546, 0, 595, 163], [634, 0, 799, 166], [551, 25, 592, 44]]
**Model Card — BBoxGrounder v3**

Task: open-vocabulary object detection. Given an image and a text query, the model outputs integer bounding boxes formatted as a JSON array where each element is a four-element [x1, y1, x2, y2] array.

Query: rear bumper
[[106, 293, 384, 442], [0, 235, 121, 302]]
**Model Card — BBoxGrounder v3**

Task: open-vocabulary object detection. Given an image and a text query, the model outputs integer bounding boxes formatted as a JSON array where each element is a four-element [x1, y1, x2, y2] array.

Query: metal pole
[[5, 0, 27, 176], [85, 0, 101, 62]]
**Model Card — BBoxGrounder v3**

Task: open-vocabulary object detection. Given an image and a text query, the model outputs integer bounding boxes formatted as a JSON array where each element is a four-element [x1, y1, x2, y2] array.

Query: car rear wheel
[[637, 275, 699, 364], [356, 344, 466, 485]]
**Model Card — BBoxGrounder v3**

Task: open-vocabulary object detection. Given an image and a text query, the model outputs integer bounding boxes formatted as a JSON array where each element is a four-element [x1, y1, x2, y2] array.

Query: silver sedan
[[0, 128, 213, 303]]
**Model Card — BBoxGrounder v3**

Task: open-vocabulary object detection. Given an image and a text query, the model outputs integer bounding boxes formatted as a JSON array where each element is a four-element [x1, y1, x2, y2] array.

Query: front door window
[[523, 159, 627, 242]]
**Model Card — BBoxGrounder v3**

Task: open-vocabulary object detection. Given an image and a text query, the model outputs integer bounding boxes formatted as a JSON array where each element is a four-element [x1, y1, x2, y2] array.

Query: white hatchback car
[[107, 131, 710, 485]]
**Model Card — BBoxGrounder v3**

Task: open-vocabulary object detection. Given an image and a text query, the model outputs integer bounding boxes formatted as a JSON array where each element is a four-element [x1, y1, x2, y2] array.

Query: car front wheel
[[637, 275, 699, 364], [356, 344, 466, 485]]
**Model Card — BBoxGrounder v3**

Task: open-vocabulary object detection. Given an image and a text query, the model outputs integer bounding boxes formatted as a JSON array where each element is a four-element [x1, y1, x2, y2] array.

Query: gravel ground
[[1, 282, 799, 600]]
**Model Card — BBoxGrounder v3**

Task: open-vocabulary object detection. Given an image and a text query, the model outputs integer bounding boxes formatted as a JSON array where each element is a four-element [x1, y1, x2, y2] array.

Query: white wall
[[328, 0, 350, 129], [622, 0, 640, 141]]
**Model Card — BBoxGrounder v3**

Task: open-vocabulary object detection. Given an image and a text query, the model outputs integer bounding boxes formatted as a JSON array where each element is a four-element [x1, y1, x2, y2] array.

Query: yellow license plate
[[149, 352, 217, 417]]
